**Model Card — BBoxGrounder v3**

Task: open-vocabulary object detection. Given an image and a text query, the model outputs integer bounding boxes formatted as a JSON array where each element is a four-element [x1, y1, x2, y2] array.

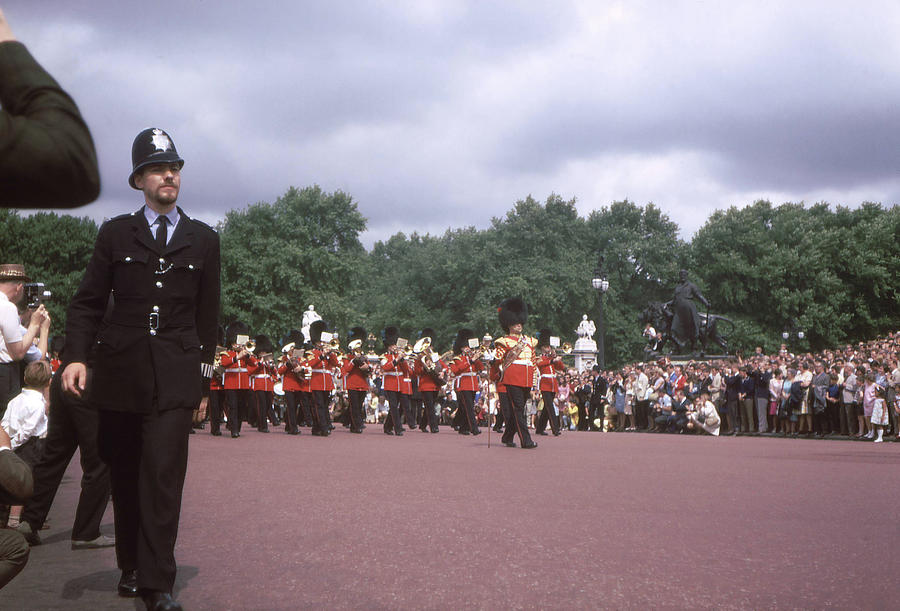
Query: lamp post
[[591, 256, 609, 369], [781, 327, 805, 354]]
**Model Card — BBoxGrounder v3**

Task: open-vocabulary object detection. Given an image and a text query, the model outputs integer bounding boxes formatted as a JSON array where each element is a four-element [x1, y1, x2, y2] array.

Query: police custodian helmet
[[128, 127, 184, 189]]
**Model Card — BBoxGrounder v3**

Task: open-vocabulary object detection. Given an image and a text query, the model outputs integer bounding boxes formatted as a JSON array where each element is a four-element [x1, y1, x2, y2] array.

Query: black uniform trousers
[[311, 390, 332, 434], [420, 390, 440, 433], [98, 405, 192, 593], [502, 385, 535, 447], [207, 389, 224, 435], [225, 389, 252, 435], [576, 396, 589, 431], [254, 390, 273, 432], [21, 372, 111, 540], [456, 389, 479, 435], [383, 390, 405, 434], [283, 390, 301, 434], [347, 389, 366, 432], [535, 390, 561, 434], [495, 391, 511, 434], [0, 362, 20, 419]]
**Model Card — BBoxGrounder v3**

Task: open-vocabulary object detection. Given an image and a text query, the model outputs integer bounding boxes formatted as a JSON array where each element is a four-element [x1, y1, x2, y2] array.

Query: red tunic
[[251, 361, 277, 392], [220, 350, 259, 390], [278, 356, 305, 392], [449, 355, 484, 392], [382, 353, 411, 393], [307, 349, 339, 391], [341, 355, 371, 391], [488, 360, 506, 394], [494, 335, 536, 389], [535, 355, 566, 393], [414, 356, 445, 392]]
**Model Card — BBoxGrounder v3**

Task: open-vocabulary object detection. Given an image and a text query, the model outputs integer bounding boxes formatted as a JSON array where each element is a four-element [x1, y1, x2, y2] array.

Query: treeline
[[1, 191, 897, 367]]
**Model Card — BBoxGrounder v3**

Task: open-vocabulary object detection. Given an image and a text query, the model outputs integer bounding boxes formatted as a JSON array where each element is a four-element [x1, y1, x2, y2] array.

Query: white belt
[[512, 360, 532, 366], [225, 368, 248, 373], [384, 372, 403, 377], [457, 372, 478, 377], [311, 369, 331, 374], [403, 378, 411, 382], [252, 374, 269, 379], [540, 374, 556, 378]]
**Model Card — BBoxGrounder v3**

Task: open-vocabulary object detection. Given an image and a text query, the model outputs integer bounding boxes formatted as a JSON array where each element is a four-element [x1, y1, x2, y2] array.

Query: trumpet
[[243, 339, 256, 353]]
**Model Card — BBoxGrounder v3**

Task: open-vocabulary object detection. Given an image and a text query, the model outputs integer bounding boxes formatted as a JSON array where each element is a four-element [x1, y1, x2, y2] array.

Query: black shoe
[[458, 430, 470, 435], [142, 590, 182, 611], [492, 427, 503, 433], [471, 429, 481, 436], [503, 442, 516, 448], [536, 431, 548, 436], [431, 429, 439, 433], [384, 430, 394, 435], [286, 429, 300, 435], [230, 432, 240, 438], [350, 428, 363, 434], [188, 429, 195, 434], [258, 428, 270, 433], [210, 430, 221, 437], [522, 441, 538, 449], [395, 431, 404, 436], [552, 431, 562, 436], [117, 570, 138, 597]]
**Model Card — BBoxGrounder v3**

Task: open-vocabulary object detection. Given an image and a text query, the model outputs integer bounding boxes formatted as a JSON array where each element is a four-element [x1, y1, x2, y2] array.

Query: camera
[[24, 282, 51, 309]]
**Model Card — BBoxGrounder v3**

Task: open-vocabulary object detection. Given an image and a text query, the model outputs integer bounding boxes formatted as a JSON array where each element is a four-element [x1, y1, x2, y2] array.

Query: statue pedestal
[[573, 349, 598, 373]]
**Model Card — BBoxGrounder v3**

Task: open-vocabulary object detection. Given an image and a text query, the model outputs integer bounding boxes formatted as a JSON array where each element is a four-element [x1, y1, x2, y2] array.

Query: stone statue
[[574, 314, 597, 352], [301, 304, 322, 344], [669, 269, 709, 353]]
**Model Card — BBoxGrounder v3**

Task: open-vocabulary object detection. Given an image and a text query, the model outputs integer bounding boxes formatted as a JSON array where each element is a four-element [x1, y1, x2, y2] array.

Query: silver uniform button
[[150, 329, 157, 336], [156, 281, 163, 288], [125, 256, 132, 262], [188, 264, 194, 269], [159, 257, 165, 264], [152, 305, 160, 312]]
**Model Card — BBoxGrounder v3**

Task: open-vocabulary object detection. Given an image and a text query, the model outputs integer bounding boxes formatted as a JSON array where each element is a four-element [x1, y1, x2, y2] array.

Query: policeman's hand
[[62, 362, 87, 398], [40, 308, 51, 331], [0, 9, 16, 43]]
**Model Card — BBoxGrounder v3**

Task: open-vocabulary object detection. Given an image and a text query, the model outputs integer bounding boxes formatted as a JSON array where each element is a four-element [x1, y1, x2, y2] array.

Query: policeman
[[62, 127, 220, 610]]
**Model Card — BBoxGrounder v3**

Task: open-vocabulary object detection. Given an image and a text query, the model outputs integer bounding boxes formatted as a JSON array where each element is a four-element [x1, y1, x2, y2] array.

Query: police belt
[[110, 304, 195, 330]]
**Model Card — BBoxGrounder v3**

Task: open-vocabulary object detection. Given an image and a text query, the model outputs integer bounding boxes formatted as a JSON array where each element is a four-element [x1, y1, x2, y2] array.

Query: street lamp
[[592, 256, 609, 369]]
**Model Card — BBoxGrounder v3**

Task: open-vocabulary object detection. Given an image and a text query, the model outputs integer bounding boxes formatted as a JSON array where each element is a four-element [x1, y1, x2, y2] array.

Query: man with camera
[[0, 264, 50, 414]]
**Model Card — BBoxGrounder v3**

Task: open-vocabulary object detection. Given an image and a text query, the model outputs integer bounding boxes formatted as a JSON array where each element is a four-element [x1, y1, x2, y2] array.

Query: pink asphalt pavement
[[3, 426, 900, 609]]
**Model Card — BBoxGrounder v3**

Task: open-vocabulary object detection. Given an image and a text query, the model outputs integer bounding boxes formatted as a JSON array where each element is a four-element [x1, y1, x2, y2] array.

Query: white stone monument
[[301, 304, 322, 344], [573, 314, 598, 372]]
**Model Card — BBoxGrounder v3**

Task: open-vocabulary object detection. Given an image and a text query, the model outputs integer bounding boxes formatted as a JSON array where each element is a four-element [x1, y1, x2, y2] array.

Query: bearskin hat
[[536, 328, 552, 347], [225, 321, 250, 346], [382, 326, 399, 350], [254, 334, 274, 356], [453, 328, 476, 355], [348, 326, 367, 342], [497, 297, 528, 332], [309, 320, 327, 344]]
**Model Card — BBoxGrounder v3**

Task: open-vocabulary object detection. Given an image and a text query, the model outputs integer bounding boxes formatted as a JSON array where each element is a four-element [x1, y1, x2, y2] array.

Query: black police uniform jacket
[[65, 207, 220, 413]]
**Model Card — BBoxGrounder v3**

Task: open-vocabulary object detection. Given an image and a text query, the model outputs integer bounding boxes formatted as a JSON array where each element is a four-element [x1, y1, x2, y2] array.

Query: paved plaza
[[3, 427, 899, 609]]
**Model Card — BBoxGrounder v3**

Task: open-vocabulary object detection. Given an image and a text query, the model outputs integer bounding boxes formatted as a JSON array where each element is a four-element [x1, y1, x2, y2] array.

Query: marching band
[[206, 297, 567, 449]]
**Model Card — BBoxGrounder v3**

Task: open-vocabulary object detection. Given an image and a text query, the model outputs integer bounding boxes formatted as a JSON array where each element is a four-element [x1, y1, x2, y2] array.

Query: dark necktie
[[156, 215, 169, 250]]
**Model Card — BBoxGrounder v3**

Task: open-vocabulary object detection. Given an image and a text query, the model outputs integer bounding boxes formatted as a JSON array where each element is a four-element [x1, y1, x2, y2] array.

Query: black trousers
[[253, 390, 273, 431], [420, 390, 440, 432], [311, 390, 332, 434], [283, 390, 301, 433], [576, 399, 589, 431], [225, 389, 252, 434], [502, 386, 534, 447], [98, 406, 192, 593], [0, 362, 20, 419], [347, 389, 366, 432], [21, 372, 111, 541], [403, 394, 417, 428], [456, 389, 479, 434], [496, 391, 511, 433], [207, 389, 224, 434], [383, 390, 406, 434], [634, 400, 650, 429], [535, 391, 560, 434]]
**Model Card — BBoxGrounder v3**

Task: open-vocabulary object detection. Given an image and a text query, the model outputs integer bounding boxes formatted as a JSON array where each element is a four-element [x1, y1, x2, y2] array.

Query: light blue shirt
[[142, 206, 180, 245]]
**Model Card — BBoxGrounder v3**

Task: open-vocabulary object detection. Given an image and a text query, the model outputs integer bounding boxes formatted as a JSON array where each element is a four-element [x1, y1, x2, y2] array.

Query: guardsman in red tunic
[[220, 321, 259, 438], [307, 320, 340, 436], [208, 325, 227, 436], [493, 298, 538, 449], [413, 328, 447, 433], [340, 326, 371, 434], [250, 334, 277, 433], [448, 328, 484, 436], [534, 328, 566, 436], [380, 326, 410, 436], [276, 329, 307, 435]]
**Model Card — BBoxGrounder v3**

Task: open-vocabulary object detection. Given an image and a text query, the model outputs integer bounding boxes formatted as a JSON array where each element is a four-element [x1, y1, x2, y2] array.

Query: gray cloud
[[6, 1, 899, 245]]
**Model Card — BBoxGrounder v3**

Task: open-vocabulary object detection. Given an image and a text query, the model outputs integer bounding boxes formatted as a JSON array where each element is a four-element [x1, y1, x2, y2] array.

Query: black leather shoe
[[142, 590, 182, 610], [522, 441, 538, 449], [395, 431, 404, 436], [552, 431, 562, 436], [117, 570, 138, 597], [503, 442, 516, 448], [458, 430, 470, 435], [471, 429, 481, 436], [230, 432, 240, 438], [536, 431, 548, 436], [258, 428, 270, 433], [210, 430, 221, 436]]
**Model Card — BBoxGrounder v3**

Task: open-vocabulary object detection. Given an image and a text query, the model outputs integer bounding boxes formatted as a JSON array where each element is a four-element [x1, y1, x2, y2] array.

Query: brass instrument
[[412, 336, 431, 354], [243, 339, 256, 353], [561, 342, 573, 354]]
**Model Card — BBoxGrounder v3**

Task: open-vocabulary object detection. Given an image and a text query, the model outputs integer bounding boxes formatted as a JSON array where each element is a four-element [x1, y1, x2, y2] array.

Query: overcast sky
[[7, 1, 900, 247]]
